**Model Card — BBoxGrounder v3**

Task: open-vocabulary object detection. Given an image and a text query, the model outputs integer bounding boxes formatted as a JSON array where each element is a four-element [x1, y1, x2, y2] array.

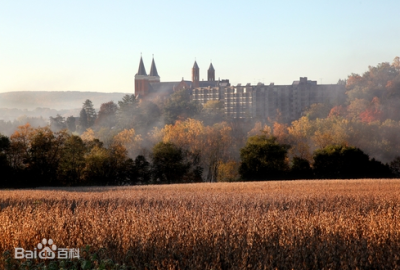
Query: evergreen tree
[[66, 116, 76, 132], [163, 89, 202, 124], [117, 94, 138, 129], [83, 99, 97, 127], [79, 108, 88, 133], [50, 114, 66, 131]]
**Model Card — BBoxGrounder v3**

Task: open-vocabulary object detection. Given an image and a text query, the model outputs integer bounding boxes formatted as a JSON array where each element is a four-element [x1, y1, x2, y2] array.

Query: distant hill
[[0, 91, 130, 110]]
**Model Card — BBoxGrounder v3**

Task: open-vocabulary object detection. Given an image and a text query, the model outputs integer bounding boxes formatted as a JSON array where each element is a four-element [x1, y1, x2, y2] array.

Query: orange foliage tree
[[359, 97, 383, 123]]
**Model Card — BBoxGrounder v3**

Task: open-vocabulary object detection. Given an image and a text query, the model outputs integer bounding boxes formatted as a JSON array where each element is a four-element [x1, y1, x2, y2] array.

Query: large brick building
[[134, 56, 345, 122], [134, 56, 220, 99]]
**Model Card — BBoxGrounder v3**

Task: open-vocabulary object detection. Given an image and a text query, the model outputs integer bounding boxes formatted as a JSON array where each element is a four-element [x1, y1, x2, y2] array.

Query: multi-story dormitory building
[[192, 78, 345, 122], [134, 56, 346, 122]]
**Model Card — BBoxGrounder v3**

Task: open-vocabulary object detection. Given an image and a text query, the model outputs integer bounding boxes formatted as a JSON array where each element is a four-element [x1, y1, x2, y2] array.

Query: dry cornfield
[[1, 180, 400, 269]]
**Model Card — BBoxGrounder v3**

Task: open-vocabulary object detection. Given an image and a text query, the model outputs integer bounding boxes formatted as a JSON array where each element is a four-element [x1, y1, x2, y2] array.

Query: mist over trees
[[1, 57, 400, 187]]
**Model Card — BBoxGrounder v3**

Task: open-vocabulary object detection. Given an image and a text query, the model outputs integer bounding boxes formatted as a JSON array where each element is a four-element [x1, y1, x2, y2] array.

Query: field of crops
[[1, 180, 400, 269]]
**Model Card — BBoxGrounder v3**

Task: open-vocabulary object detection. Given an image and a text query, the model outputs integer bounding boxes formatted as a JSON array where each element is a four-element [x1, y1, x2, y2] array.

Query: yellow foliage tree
[[273, 122, 289, 144], [287, 117, 315, 161], [217, 160, 240, 182], [113, 129, 142, 158], [80, 128, 96, 142], [247, 121, 272, 137], [161, 119, 233, 182]]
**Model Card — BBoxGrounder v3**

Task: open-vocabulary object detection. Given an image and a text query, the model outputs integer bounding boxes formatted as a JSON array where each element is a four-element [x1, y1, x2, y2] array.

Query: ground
[[1, 180, 400, 269]]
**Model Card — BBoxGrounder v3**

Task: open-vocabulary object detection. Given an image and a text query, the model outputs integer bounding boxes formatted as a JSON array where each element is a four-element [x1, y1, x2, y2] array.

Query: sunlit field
[[1, 180, 400, 269]]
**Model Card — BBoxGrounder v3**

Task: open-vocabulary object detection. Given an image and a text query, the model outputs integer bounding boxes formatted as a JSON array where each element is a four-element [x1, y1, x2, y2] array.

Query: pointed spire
[[207, 62, 215, 82], [149, 55, 159, 77], [137, 56, 147, 76], [193, 61, 199, 69]]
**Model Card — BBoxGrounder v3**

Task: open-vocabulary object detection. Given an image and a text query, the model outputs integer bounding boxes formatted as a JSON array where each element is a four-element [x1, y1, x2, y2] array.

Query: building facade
[[134, 56, 345, 122], [191, 78, 345, 122], [134, 56, 219, 99]]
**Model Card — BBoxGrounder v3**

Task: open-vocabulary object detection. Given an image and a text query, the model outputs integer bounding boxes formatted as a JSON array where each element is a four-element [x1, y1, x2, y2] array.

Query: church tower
[[192, 61, 199, 88], [207, 63, 215, 81], [148, 56, 160, 83], [134, 56, 149, 97]]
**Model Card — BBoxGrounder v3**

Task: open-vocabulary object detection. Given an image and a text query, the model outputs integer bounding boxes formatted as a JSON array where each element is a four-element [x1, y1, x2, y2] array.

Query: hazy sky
[[0, 0, 399, 93]]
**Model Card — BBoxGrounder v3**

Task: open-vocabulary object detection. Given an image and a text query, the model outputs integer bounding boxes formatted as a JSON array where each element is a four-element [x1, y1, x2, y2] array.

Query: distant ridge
[[0, 91, 130, 110]]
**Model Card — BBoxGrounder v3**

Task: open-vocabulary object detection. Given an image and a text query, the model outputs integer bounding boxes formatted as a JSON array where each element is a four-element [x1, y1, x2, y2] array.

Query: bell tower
[[192, 61, 199, 88], [134, 56, 148, 97], [148, 55, 160, 83], [207, 63, 215, 81]]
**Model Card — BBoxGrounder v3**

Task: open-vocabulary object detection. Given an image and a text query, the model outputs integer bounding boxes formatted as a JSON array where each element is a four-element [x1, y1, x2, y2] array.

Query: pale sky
[[0, 0, 399, 93]]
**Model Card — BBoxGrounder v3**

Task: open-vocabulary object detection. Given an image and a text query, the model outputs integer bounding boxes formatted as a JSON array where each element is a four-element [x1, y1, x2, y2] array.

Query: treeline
[[1, 57, 400, 186], [0, 116, 48, 137], [0, 124, 399, 188], [0, 124, 198, 187], [239, 134, 396, 180]]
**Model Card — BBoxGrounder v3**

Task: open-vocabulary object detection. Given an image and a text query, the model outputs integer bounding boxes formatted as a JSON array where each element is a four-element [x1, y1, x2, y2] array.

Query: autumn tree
[[359, 97, 383, 123], [287, 117, 314, 162], [217, 160, 240, 182], [202, 122, 233, 182], [80, 128, 96, 142], [247, 121, 272, 137], [113, 128, 142, 158], [83, 144, 110, 184], [7, 125, 68, 186], [7, 124, 33, 173], [345, 58, 400, 122], [27, 127, 68, 185], [239, 135, 290, 180], [304, 103, 331, 120], [346, 98, 369, 120], [328, 105, 347, 118], [162, 119, 232, 182], [57, 135, 87, 185], [107, 143, 130, 184], [272, 122, 289, 145], [82, 141, 128, 185]]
